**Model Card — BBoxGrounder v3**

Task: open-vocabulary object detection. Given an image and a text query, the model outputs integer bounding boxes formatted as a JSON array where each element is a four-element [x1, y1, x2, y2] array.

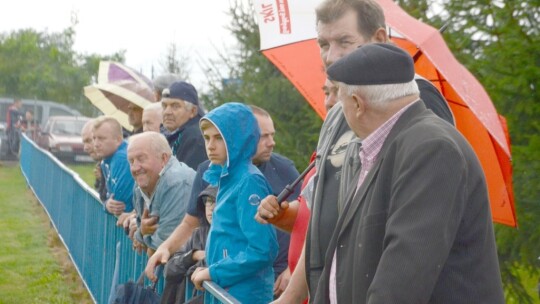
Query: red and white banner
[[254, 0, 327, 118]]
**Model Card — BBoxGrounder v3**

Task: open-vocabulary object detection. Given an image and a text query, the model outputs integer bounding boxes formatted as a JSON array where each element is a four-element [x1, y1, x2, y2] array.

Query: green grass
[[0, 164, 93, 303], [68, 163, 97, 187]]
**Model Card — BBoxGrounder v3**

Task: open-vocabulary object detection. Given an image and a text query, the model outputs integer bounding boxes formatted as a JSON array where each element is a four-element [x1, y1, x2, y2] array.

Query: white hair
[[344, 80, 419, 109], [184, 101, 195, 112], [144, 101, 162, 111], [128, 131, 172, 156]]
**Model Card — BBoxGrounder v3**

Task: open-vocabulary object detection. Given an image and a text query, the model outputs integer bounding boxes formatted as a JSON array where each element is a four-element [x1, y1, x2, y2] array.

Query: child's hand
[[192, 250, 206, 262], [191, 267, 211, 290]]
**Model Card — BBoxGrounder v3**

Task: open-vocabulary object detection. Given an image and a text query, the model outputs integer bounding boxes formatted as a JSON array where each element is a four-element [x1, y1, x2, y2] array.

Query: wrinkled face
[[161, 99, 195, 132], [202, 123, 227, 165], [323, 79, 339, 111], [127, 104, 143, 129], [93, 123, 122, 159], [252, 114, 275, 165], [82, 127, 99, 161], [127, 139, 167, 194], [142, 108, 162, 132], [204, 196, 216, 224], [317, 10, 371, 68]]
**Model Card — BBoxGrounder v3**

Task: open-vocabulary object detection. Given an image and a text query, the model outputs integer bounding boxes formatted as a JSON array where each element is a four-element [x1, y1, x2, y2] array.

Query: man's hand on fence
[[145, 246, 170, 282], [105, 195, 126, 216], [127, 217, 137, 240], [116, 212, 132, 227], [132, 237, 146, 255], [140, 209, 159, 235], [191, 267, 210, 290]]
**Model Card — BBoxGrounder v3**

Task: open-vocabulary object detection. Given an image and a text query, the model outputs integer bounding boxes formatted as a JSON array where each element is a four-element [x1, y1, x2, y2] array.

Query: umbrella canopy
[[84, 61, 156, 131], [98, 61, 155, 91], [255, 1, 326, 118], [254, 0, 516, 227]]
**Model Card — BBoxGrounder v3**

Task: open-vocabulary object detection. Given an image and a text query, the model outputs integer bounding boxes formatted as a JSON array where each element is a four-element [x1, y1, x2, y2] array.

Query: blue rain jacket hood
[[202, 102, 260, 185], [200, 102, 278, 303]]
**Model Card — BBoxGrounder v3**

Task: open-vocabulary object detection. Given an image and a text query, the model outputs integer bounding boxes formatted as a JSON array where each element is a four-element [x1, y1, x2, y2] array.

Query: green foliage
[[200, 1, 322, 169], [0, 26, 124, 116], [398, 0, 540, 302]]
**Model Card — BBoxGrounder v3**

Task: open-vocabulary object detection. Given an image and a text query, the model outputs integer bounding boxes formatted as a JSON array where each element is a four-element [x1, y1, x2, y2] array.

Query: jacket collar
[[339, 101, 426, 231]]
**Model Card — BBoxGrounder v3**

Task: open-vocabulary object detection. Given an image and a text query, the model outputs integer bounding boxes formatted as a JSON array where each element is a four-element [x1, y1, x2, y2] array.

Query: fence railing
[[19, 134, 153, 304], [19, 134, 239, 304]]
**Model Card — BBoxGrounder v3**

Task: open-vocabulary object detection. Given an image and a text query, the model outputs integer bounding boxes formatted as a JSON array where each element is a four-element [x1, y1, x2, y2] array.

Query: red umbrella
[[254, 0, 516, 226]]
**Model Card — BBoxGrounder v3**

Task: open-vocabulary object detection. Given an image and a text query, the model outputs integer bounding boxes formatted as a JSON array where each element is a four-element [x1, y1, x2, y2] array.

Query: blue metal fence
[[19, 134, 239, 304], [19, 134, 152, 303]]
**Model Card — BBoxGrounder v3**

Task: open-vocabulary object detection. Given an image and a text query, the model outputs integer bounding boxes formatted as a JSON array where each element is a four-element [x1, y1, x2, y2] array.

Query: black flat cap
[[327, 43, 414, 85]]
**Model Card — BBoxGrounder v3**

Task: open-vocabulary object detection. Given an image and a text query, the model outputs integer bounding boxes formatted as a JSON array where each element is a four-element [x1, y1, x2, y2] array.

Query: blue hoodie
[[202, 103, 278, 304]]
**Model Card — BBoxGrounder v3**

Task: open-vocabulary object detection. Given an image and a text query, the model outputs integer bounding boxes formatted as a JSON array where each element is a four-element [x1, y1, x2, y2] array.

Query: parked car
[[35, 116, 94, 163], [0, 98, 81, 159], [0, 98, 82, 128]]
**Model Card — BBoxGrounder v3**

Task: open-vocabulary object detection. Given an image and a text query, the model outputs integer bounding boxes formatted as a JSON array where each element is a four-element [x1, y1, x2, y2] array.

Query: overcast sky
[[0, 0, 244, 91]]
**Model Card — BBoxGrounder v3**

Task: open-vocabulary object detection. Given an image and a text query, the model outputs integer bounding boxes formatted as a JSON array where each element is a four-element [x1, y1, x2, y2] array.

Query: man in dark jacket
[[314, 43, 504, 304], [160, 81, 207, 170]]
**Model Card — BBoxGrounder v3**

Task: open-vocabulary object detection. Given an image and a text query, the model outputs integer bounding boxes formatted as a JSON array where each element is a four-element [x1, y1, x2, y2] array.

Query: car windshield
[[52, 120, 87, 136]]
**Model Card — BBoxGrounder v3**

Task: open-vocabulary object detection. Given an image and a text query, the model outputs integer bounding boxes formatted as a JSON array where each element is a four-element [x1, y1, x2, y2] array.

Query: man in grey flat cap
[[311, 43, 504, 303]]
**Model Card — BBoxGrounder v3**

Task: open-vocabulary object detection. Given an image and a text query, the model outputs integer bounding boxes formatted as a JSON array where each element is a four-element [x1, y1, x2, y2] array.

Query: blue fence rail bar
[[184, 279, 241, 304], [19, 134, 238, 303], [202, 281, 241, 304]]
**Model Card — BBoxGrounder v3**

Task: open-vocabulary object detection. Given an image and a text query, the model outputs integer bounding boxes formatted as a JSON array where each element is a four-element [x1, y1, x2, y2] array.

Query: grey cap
[[199, 185, 218, 201], [327, 43, 414, 85]]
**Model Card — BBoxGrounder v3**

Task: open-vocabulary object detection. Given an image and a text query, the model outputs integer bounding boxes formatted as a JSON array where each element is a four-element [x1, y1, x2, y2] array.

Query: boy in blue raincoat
[[191, 102, 278, 303]]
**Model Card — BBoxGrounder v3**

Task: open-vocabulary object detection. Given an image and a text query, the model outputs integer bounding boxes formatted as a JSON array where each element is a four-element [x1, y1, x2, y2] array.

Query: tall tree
[[201, 1, 322, 169], [0, 27, 124, 116], [158, 42, 190, 81]]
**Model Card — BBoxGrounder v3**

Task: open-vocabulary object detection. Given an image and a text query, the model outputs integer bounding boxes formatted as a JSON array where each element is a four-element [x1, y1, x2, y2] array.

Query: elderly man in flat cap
[[311, 43, 504, 304]]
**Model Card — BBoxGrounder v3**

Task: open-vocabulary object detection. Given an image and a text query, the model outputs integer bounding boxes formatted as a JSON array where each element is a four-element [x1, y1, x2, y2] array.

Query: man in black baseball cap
[[160, 81, 207, 170]]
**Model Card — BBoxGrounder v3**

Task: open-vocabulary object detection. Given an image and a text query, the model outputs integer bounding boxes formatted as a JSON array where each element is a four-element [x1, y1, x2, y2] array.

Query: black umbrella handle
[[277, 161, 316, 207]]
